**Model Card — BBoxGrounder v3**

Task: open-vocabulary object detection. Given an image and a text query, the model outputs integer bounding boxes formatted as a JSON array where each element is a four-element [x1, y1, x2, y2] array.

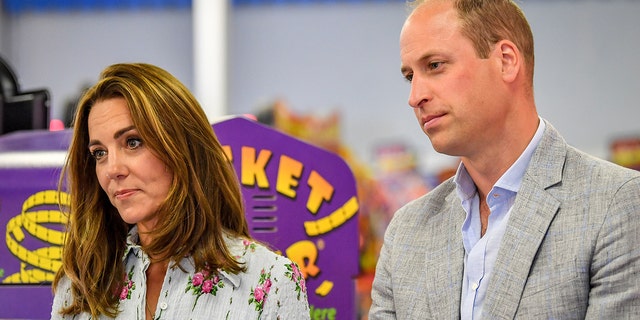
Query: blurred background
[[2, 0, 639, 174], [1, 0, 639, 318]]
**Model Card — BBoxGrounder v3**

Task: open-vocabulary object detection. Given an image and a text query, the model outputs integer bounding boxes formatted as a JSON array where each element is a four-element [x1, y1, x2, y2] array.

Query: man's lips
[[423, 114, 444, 130]]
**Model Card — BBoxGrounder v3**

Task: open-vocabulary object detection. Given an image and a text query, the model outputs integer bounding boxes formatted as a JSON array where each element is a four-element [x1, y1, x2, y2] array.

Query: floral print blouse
[[51, 228, 310, 319]]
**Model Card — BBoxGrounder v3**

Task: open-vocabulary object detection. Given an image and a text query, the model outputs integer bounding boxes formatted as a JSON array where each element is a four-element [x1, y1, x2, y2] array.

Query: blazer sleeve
[[369, 213, 399, 320], [585, 175, 640, 318]]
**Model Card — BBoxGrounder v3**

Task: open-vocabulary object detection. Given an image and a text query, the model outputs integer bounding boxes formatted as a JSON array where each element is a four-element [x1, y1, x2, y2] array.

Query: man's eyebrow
[[400, 64, 411, 75], [401, 53, 435, 75], [88, 125, 136, 148]]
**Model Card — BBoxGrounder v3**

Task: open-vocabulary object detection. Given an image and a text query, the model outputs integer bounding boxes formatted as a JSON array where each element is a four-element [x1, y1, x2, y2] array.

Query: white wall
[[228, 2, 425, 168], [3, 1, 640, 175], [524, 1, 640, 159], [228, 1, 640, 173], [2, 8, 192, 124]]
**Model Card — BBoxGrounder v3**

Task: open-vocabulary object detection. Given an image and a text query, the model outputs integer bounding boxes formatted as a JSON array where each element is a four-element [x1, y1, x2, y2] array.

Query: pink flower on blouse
[[186, 268, 225, 310], [242, 239, 257, 254], [120, 286, 129, 300], [119, 267, 136, 301], [192, 272, 204, 286], [253, 286, 265, 302], [202, 279, 213, 294], [248, 267, 273, 316], [291, 263, 302, 279], [285, 262, 308, 298], [263, 278, 272, 293]]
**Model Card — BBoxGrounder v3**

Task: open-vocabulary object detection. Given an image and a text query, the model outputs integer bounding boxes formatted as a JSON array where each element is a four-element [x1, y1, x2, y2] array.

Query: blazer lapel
[[424, 191, 467, 319], [482, 122, 566, 318]]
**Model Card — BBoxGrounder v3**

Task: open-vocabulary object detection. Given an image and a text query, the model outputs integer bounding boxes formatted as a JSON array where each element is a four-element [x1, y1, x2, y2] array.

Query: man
[[369, 0, 640, 319]]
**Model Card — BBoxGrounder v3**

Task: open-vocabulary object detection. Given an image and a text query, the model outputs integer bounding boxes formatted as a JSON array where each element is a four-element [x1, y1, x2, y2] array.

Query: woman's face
[[88, 97, 173, 235]]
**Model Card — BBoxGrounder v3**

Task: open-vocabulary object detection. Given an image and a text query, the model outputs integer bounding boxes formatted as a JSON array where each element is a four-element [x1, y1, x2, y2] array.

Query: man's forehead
[[400, 1, 459, 44]]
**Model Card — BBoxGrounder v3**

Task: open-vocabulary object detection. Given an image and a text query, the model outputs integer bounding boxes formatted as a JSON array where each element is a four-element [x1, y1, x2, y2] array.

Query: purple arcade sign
[[0, 116, 359, 319]]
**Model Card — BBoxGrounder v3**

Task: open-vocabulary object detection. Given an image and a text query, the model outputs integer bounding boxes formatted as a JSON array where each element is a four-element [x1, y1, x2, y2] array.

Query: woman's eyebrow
[[88, 125, 136, 148], [113, 125, 136, 140]]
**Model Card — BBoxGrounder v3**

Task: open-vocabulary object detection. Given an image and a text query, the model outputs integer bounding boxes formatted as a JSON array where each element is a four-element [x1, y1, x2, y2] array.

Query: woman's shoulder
[[224, 235, 304, 290], [223, 235, 309, 316], [226, 235, 292, 268]]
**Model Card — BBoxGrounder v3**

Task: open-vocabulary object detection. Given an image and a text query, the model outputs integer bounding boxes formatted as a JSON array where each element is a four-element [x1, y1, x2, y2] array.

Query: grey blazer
[[369, 122, 640, 319]]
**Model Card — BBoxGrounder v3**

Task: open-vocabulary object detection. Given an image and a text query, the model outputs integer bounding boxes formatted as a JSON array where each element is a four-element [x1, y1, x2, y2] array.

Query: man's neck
[[460, 116, 540, 199]]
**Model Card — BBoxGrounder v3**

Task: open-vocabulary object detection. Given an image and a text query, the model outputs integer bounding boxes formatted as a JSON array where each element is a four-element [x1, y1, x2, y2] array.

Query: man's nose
[[408, 76, 431, 109]]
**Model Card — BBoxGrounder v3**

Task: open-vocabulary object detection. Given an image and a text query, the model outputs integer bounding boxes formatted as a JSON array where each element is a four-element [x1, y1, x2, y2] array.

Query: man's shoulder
[[539, 121, 639, 181], [392, 178, 457, 221], [565, 145, 640, 182]]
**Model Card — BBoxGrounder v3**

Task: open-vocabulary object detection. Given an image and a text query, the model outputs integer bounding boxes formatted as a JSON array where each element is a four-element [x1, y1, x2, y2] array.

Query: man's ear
[[497, 40, 521, 83]]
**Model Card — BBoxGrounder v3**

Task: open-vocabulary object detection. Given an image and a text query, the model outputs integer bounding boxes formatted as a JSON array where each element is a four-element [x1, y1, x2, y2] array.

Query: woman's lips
[[114, 189, 138, 200]]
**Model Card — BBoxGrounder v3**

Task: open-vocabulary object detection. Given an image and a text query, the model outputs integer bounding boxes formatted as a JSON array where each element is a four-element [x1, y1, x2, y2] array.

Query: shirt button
[[160, 302, 168, 310], [471, 282, 479, 290]]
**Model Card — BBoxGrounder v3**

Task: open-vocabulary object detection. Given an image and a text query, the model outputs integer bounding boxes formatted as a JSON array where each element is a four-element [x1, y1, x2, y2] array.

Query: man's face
[[400, 1, 508, 158]]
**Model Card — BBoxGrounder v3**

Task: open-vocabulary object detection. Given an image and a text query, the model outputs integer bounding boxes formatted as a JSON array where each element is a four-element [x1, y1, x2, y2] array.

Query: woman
[[51, 63, 309, 319]]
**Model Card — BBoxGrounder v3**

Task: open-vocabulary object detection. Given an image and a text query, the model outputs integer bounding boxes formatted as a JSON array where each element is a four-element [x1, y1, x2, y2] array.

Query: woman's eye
[[126, 138, 142, 149], [90, 149, 107, 160]]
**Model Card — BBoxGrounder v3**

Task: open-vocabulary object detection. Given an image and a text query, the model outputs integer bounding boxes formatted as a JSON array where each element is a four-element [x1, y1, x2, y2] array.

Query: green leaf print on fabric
[[285, 262, 307, 300], [248, 267, 273, 318], [185, 268, 225, 310], [119, 266, 136, 300]]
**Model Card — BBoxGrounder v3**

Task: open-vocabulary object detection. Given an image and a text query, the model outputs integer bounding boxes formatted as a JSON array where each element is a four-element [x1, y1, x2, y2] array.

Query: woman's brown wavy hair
[[53, 63, 250, 317]]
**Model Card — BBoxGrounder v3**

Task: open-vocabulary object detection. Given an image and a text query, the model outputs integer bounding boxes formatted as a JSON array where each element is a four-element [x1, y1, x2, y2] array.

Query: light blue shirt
[[457, 118, 545, 319]]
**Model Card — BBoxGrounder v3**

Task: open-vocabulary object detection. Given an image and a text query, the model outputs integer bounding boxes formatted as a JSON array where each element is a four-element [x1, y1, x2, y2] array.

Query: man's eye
[[90, 149, 107, 160], [429, 62, 442, 70], [127, 138, 142, 149], [404, 74, 413, 82]]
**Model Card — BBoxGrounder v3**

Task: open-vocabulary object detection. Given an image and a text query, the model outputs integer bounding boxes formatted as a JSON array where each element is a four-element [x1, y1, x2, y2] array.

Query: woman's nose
[[105, 151, 128, 180]]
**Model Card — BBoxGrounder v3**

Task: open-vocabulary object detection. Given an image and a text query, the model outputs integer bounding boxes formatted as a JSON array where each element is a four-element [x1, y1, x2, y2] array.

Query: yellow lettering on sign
[[304, 196, 359, 236], [241, 146, 272, 188], [221, 145, 233, 161], [315, 280, 334, 297], [276, 155, 303, 198], [228, 145, 348, 218], [306, 170, 333, 214], [220, 142, 358, 305]]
